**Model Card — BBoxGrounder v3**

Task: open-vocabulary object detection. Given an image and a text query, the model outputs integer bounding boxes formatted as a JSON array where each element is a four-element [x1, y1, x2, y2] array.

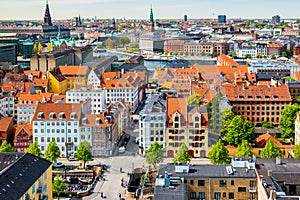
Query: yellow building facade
[[19, 166, 53, 200], [48, 70, 68, 94]]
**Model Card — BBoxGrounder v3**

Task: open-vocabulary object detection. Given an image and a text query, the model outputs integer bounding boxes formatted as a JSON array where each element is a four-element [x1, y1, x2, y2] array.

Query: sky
[[0, 0, 299, 20]]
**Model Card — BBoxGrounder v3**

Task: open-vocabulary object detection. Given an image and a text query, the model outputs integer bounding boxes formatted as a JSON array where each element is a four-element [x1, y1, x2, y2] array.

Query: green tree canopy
[[146, 142, 165, 168], [281, 51, 287, 58], [260, 140, 283, 158], [119, 36, 131, 47], [0, 141, 15, 152], [32, 43, 37, 55], [173, 143, 192, 163], [37, 43, 43, 54], [26, 141, 42, 157], [208, 140, 230, 164], [226, 116, 255, 145], [280, 104, 300, 140], [187, 94, 201, 107], [44, 141, 60, 163], [245, 54, 252, 59], [75, 141, 92, 169], [237, 140, 253, 157], [53, 174, 67, 199], [293, 144, 300, 158], [220, 108, 235, 135], [271, 55, 276, 59], [231, 52, 237, 59], [261, 121, 274, 129]]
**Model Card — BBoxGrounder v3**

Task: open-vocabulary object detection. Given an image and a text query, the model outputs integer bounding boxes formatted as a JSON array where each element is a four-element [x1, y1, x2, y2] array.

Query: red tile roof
[[222, 84, 291, 101], [14, 124, 32, 142], [81, 114, 112, 127], [255, 133, 283, 148], [32, 103, 82, 121], [167, 97, 187, 123], [0, 117, 13, 136], [59, 66, 89, 76]]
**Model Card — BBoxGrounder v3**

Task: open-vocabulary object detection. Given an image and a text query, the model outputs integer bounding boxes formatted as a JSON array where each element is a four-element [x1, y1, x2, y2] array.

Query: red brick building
[[164, 39, 185, 53], [0, 117, 15, 145], [222, 84, 291, 125]]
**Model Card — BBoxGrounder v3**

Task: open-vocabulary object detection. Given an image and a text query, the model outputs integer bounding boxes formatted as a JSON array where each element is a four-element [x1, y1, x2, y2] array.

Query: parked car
[[53, 162, 65, 168], [124, 135, 130, 142], [68, 156, 76, 161], [119, 146, 125, 153]]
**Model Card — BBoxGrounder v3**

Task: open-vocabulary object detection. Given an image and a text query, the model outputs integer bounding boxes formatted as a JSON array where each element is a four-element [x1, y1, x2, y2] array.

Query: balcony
[[249, 187, 256, 192]]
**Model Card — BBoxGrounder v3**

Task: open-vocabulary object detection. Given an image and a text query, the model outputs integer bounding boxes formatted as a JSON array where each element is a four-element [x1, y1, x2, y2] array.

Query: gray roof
[[154, 182, 187, 200], [157, 163, 257, 179], [0, 153, 52, 200]]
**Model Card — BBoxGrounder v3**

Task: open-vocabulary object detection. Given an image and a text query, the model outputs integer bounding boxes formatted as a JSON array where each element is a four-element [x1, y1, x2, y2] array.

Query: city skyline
[[0, 0, 300, 21]]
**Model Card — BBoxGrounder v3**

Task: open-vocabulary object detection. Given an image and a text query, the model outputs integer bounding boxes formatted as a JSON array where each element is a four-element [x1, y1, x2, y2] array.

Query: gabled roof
[[23, 70, 41, 78], [81, 114, 112, 127], [255, 133, 283, 148], [167, 97, 187, 123], [0, 153, 51, 200], [14, 124, 32, 142]]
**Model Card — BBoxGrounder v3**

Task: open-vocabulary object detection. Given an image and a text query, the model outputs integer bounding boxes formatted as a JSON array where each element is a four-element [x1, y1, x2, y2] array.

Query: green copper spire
[[150, 5, 154, 23]]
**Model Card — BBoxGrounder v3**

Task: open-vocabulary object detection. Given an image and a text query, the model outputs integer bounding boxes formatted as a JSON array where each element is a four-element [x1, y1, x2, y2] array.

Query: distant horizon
[[0, 0, 299, 21]]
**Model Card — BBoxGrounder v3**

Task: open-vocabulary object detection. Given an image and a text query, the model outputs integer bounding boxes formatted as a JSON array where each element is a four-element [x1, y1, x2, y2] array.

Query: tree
[[46, 42, 52, 51], [212, 52, 217, 58], [0, 141, 15, 152], [44, 141, 60, 163], [271, 55, 276, 59], [226, 116, 255, 145], [146, 142, 165, 168], [245, 54, 252, 59], [119, 36, 131, 47], [208, 140, 230, 164], [32, 43, 37, 55], [220, 108, 235, 135], [280, 104, 300, 140], [187, 94, 201, 107], [173, 143, 192, 163], [37, 43, 43, 54], [74, 141, 92, 169], [231, 52, 237, 59], [107, 39, 117, 49], [260, 140, 283, 158], [237, 140, 253, 157], [293, 144, 300, 158], [281, 51, 287, 58], [26, 141, 42, 157], [53, 174, 67, 199], [261, 121, 274, 129]]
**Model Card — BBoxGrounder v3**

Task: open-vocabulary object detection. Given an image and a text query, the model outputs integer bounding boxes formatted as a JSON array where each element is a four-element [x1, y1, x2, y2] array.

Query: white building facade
[[0, 96, 14, 117], [66, 86, 106, 114], [87, 68, 101, 89]]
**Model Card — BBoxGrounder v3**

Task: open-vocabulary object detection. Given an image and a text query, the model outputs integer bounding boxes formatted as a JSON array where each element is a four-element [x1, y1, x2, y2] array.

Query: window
[[198, 180, 205, 186], [231, 180, 234, 186], [47, 137, 50, 142], [32, 184, 35, 194], [238, 187, 246, 192], [41, 137, 44, 142], [219, 180, 226, 187], [223, 192, 226, 197], [190, 192, 196, 199], [198, 192, 205, 200], [229, 192, 234, 199], [190, 180, 194, 185], [214, 192, 221, 200]]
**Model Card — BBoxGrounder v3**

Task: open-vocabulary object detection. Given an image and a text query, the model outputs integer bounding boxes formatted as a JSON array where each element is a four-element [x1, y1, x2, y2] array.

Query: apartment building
[[166, 97, 209, 158], [164, 39, 184, 53], [66, 85, 106, 114], [139, 94, 166, 155], [32, 102, 91, 157], [48, 68, 68, 94], [222, 84, 291, 125], [87, 68, 102, 89], [154, 157, 257, 200], [17, 93, 51, 124], [59, 65, 89, 90]]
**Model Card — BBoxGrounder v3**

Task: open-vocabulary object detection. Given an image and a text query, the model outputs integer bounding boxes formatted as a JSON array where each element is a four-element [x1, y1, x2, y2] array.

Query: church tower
[[43, 0, 53, 26], [150, 5, 154, 32]]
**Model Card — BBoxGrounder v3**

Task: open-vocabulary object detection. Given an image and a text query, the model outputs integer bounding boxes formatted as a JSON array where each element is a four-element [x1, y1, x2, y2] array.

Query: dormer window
[[49, 112, 55, 119], [59, 112, 65, 119], [96, 118, 101, 125], [37, 112, 44, 119], [70, 112, 77, 119], [82, 118, 87, 125], [238, 95, 244, 99]]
